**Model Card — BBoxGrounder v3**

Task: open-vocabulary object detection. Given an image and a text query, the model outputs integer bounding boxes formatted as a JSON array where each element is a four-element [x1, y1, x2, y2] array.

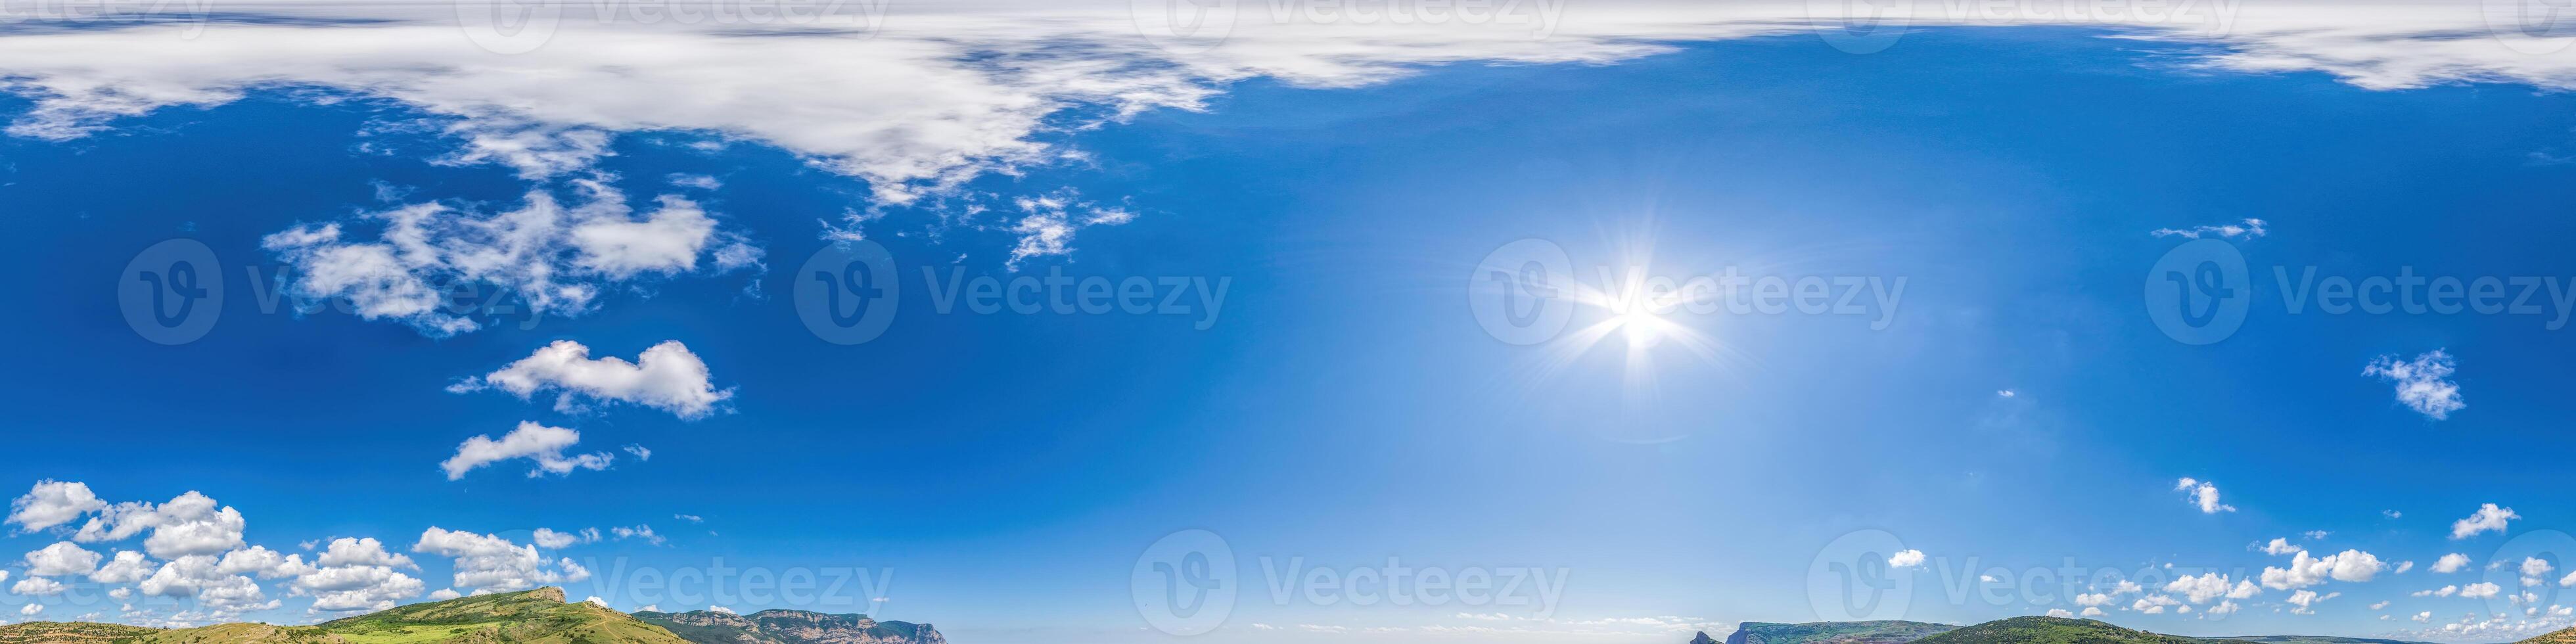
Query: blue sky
[[5, 3, 2576, 643]]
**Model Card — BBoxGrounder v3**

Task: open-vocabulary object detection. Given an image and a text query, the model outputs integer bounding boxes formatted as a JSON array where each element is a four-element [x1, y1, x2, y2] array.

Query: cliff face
[[634, 609, 944, 644]]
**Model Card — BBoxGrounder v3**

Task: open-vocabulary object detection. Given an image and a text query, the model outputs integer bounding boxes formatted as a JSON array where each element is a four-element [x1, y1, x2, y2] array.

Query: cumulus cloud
[[139, 555, 279, 614], [2462, 582, 2503, 599], [452, 340, 730, 419], [2363, 350, 2465, 420], [411, 527, 588, 593], [262, 182, 758, 336], [2175, 478, 2236, 513], [89, 551, 152, 584], [11, 577, 66, 596], [2261, 549, 2385, 589], [71, 491, 248, 559], [23, 541, 102, 576], [2260, 538, 2302, 556], [2047, 609, 2074, 618], [440, 421, 616, 480], [2452, 503, 2518, 539], [1887, 549, 1926, 568], [2435, 553, 2473, 573], [2167, 572, 2261, 603], [2150, 218, 2268, 239], [7, 480, 106, 531]]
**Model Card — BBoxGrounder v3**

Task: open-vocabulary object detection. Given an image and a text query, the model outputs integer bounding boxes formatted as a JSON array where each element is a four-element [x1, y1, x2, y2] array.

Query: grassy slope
[[2518, 626, 2576, 644], [1912, 616, 2219, 644], [0, 587, 689, 644], [318, 588, 689, 644], [0, 621, 341, 643]]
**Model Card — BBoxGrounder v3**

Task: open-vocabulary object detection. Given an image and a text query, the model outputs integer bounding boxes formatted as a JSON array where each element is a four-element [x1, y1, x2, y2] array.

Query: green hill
[[0, 587, 689, 644], [1726, 620, 1962, 644], [1911, 616, 2219, 644], [317, 587, 688, 643], [2516, 626, 2576, 644]]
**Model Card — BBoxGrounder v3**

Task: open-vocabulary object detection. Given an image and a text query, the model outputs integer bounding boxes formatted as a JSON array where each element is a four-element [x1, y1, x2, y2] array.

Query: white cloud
[[427, 588, 463, 601], [216, 546, 316, 579], [2462, 582, 2503, 599], [2166, 573, 2261, 603], [2208, 600, 2241, 616], [11, 577, 66, 596], [262, 183, 758, 336], [453, 340, 730, 419], [7, 480, 106, 531], [138, 555, 279, 614], [2047, 609, 2074, 618], [2150, 218, 2268, 239], [2261, 549, 2385, 589], [2174, 477, 2236, 513], [2261, 538, 2302, 555], [18, 604, 36, 616], [609, 525, 665, 546], [2396, 561, 2415, 574], [710, 606, 736, 614], [71, 491, 248, 559], [315, 538, 415, 570], [291, 562, 426, 612], [2435, 553, 2473, 573], [2385, 510, 2404, 518], [23, 541, 101, 576], [2286, 589, 2340, 614], [2133, 594, 2181, 613], [2452, 503, 2518, 540], [532, 528, 593, 549], [1887, 549, 1926, 568], [2363, 350, 2465, 420], [89, 551, 152, 584], [411, 527, 586, 593], [2081, 607, 2105, 616], [2370, 601, 2391, 610], [672, 514, 702, 524], [440, 421, 616, 480]]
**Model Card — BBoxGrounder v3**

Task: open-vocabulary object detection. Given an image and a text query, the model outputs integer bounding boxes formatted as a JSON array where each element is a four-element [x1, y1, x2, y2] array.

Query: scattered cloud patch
[[453, 340, 731, 419], [440, 422, 616, 480], [2363, 350, 2464, 420]]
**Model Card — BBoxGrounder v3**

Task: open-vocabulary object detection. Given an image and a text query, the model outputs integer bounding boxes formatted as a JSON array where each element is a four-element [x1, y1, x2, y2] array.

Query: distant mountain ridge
[[633, 608, 946, 644], [1726, 620, 1962, 644], [1696, 617, 2453, 644]]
